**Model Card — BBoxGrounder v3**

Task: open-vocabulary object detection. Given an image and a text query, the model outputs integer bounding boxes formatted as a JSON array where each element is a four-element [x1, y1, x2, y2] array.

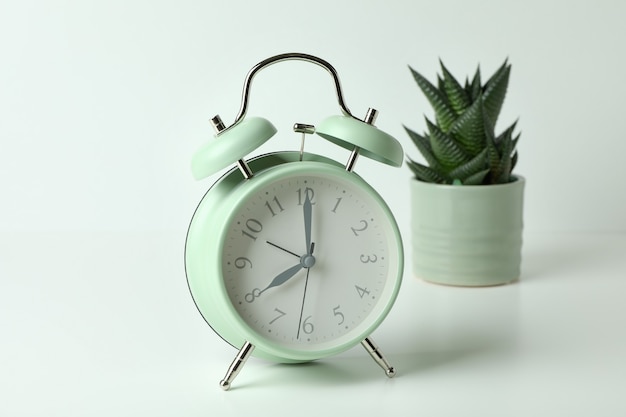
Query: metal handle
[[228, 53, 355, 129]]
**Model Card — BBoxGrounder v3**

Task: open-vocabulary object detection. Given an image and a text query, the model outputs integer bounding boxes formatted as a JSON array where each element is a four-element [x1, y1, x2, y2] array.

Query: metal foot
[[361, 337, 396, 378], [219, 341, 255, 391]]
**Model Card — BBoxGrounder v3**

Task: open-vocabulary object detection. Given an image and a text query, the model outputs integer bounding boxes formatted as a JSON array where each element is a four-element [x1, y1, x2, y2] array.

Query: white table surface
[[1, 231, 625, 417]]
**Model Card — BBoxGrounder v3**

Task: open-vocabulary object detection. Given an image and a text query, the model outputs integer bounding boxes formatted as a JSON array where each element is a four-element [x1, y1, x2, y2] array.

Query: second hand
[[296, 242, 315, 340]]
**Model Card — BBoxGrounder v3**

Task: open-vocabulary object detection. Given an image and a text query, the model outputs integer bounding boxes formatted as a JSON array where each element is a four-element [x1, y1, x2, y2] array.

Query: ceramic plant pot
[[410, 177, 525, 286]]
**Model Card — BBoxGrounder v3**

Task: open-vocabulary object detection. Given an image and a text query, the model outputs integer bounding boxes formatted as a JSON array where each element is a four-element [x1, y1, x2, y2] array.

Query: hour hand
[[260, 263, 303, 295]]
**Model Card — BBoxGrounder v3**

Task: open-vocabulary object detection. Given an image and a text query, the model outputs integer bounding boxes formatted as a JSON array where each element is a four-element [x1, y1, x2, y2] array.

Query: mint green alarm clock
[[185, 53, 404, 390]]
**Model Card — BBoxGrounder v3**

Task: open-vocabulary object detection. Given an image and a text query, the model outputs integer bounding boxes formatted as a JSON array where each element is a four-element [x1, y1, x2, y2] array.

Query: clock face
[[219, 164, 402, 356]]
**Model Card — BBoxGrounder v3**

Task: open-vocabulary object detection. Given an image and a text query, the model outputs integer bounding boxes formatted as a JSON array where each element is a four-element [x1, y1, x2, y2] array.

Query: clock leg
[[361, 337, 396, 378], [219, 341, 255, 391]]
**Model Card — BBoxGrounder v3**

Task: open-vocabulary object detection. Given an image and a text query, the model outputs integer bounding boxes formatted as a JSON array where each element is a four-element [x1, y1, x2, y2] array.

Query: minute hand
[[303, 192, 312, 254]]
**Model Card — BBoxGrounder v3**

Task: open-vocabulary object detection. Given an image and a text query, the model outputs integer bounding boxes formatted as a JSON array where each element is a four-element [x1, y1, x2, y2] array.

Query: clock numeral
[[360, 254, 378, 264], [265, 196, 285, 217], [302, 315, 315, 335], [269, 308, 286, 325], [241, 218, 263, 241], [331, 197, 342, 213], [244, 288, 261, 303], [234, 257, 253, 269], [297, 187, 315, 206], [333, 305, 345, 325], [355, 285, 370, 299], [351, 219, 368, 236]]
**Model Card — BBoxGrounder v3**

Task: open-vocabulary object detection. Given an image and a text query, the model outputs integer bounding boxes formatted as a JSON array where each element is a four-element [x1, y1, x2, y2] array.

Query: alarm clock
[[185, 53, 404, 390]]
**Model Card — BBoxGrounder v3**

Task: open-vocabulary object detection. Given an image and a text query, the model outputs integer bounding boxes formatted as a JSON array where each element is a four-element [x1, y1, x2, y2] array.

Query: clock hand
[[260, 243, 316, 295], [259, 263, 304, 295], [303, 190, 312, 255], [296, 266, 311, 340], [266, 241, 300, 259], [296, 242, 315, 340]]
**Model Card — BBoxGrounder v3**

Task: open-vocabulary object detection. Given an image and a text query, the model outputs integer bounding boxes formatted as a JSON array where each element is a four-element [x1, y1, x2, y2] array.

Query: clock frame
[[184, 53, 404, 390]]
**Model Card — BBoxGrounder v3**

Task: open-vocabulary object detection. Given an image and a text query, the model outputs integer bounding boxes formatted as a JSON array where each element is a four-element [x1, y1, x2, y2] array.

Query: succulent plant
[[405, 59, 520, 185]]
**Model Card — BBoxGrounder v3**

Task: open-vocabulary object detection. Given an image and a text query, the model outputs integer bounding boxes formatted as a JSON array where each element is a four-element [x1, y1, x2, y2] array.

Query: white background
[[2, 0, 626, 234], [2, 1, 626, 416]]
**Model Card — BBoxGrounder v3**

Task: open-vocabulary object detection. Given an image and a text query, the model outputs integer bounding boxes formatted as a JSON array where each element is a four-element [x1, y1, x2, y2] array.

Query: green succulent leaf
[[495, 120, 518, 149], [483, 107, 501, 182], [405, 59, 520, 184], [482, 60, 511, 126], [496, 127, 514, 183], [403, 125, 441, 170], [407, 159, 448, 183], [437, 75, 445, 91], [449, 94, 486, 156], [462, 168, 491, 185], [448, 148, 488, 182], [427, 118, 471, 172], [511, 150, 519, 172], [409, 66, 457, 132], [439, 60, 470, 115], [468, 66, 482, 101], [511, 132, 521, 154]]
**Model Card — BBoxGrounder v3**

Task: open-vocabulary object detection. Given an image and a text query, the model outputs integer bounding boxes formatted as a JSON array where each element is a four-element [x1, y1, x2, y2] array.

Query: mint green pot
[[410, 176, 525, 286]]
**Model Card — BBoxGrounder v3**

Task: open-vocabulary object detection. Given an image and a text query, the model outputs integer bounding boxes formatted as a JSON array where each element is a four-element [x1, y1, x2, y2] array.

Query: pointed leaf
[[468, 65, 482, 101], [496, 126, 514, 183], [449, 94, 487, 156], [448, 148, 488, 181], [439, 60, 470, 115], [427, 118, 471, 172], [403, 126, 441, 170], [495, 120, 518, 149], [463, 168, 490, 185], [409, 66, 457, 132], [482, 60, 510, 126], [407, 159, 448, 183], [511, 132, 521, 154], [483, 106, 501, 183], [510, 150, 519, 172]]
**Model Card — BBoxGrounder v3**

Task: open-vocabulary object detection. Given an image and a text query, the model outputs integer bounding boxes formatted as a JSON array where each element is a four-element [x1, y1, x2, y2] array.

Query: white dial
[[220, 166, 402, 355]]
